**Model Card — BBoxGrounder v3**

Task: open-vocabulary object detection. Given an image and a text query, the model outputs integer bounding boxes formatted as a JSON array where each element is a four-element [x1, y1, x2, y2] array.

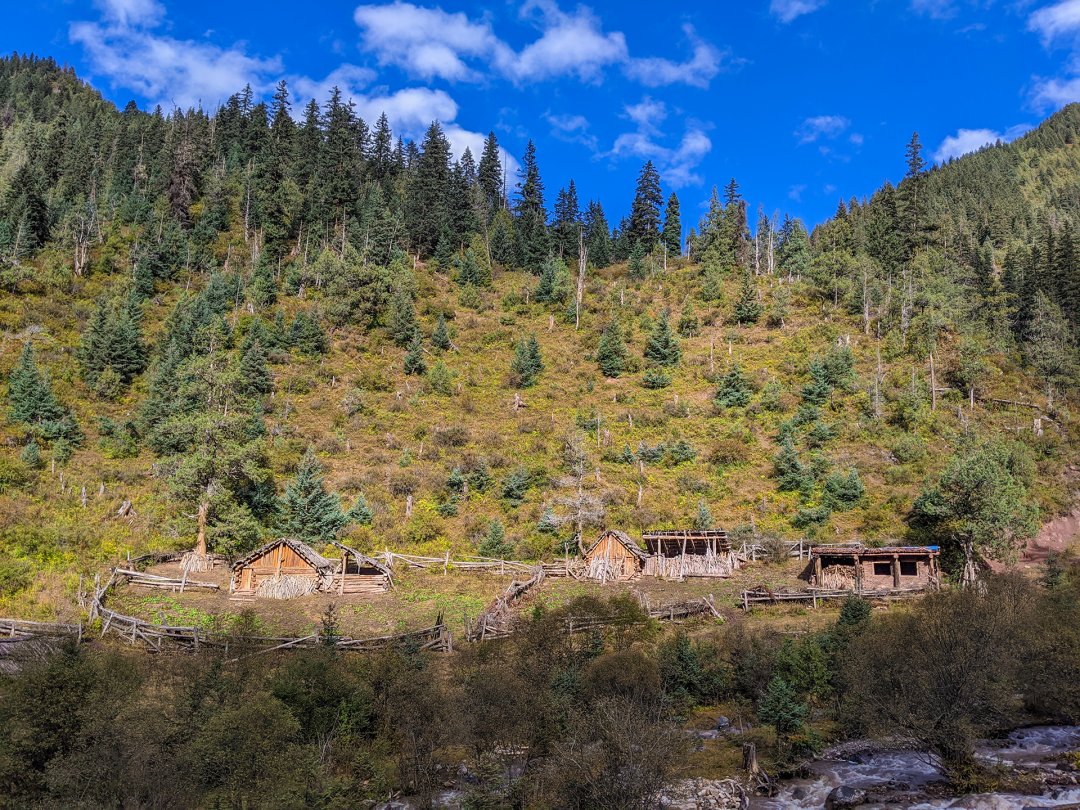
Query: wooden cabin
[[231, 538, 392, 599], [582, 530, 648, 582], [642, 529, 738, 579], [807, 544, 940, 592]]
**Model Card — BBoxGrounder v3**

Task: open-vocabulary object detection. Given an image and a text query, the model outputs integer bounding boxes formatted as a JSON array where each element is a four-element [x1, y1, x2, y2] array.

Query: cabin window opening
[[899, 560, 918, 577], [872, 562, 891, 576]]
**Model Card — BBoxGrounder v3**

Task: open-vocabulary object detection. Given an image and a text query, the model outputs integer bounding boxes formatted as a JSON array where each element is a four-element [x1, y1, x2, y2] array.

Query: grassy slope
[[0, 244, 1073, 619]]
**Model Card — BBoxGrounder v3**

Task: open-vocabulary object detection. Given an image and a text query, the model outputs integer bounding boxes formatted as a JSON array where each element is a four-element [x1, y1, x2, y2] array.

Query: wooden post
[[443, 550, 450, 576], [813, 555, 822, 586], [930, 353, 937, 411], [339, 555, 346, 596], [854, 555, 863, 594], [892, 554, 900, 588]]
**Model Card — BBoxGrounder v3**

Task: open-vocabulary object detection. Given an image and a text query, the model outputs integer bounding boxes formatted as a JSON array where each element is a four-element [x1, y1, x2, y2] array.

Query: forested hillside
[[0, 53, 1077, 615]]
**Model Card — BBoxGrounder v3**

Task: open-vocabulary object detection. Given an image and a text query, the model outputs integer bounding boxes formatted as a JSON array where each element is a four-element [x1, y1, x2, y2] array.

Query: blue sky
[[5, 0, 1080, 228]]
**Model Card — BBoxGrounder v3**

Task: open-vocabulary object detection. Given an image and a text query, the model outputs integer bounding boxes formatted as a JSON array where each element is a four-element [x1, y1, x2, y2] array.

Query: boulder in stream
[[825, 784, 867, 808]]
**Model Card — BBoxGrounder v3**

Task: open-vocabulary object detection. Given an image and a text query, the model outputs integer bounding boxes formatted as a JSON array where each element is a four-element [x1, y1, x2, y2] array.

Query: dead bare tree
[[548, 432, 606, 554]]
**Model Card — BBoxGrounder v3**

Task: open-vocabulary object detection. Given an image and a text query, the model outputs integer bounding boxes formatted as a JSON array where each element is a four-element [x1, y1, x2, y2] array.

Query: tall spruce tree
[[644, 311, 680, 367], [596, 321, 628, 377], [280, 448, 348, 543], [662, 192, 682, 258], [514, 140, 549, 271], [628, 160, 663, 252]]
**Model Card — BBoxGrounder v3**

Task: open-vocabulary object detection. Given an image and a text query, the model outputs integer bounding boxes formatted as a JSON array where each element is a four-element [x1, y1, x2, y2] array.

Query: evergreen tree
[[478, 517, 514, 558], [249, 258, 277, 308], [715, 364, 752, 408], [644, 311, 680, 367], [510, 334, 543, 387], [596, 321, 628, 377], [662, 191, 682, 258], [8, 343, 68, 432], [279, 448, 348, 543], [734, 270, 763, 324], [288, 311, 328, 355], [693, 499, 714, 531], [404, 332, 427, 376], [407, 121, 452, 256], [237, 339, 273, 396], [584, 200, 612, 268], [627, 240, 648, 280], [346, 492, 374, 526], [758, 676, 808, 743], [534, 256, 568, 304], [478, 131, 504, 220], [514, 140, 549, 271], [388, 288, 419, 347], [628, 160, 663, 251], [553, 180, 581, 258], [431, 314, 452, 350]]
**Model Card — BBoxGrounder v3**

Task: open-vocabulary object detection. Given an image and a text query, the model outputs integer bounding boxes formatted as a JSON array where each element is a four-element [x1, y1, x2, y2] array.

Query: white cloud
[[352, 2, 509, 82], [609, 98, 711, 187], [352, 0, 725, 88], [788, 184, 807, 202], [624, 25, 724, 88], [932, 124, 1032, 162], [545, 111, 598, 150], [70, 16, 282, 110], [94, 0, 164, 27], [795, 115, 850, 144], [1032, 74, 1080, 108], [770, 0, 827, 23], [849, 132, 865, 146], [1028, 0, 1080, 42]]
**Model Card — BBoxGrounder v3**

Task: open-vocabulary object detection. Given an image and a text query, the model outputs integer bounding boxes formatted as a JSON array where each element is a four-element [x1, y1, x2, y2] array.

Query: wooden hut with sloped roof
[[230, 538, 392, 599], [641, 529, 738, 579], [582, 530, 649, 582]]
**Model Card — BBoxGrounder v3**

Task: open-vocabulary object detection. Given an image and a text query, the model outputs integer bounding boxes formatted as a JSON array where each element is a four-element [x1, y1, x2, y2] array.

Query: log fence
[[740, 585, 929, 610]]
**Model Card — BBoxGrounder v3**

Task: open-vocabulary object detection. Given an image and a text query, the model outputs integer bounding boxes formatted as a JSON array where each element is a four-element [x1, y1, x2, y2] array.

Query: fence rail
[[740, 586, 929, 610]]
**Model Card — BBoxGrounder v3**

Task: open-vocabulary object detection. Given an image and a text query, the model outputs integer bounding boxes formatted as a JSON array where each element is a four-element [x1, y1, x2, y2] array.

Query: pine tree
[[478, 131, 504, 220], [427, 360, 453, 395], [431, 313, 452, 350], [514, 140, 549, 271], [715, 364, 752, 408], [644, 311, 680, 367], [628, 160, 663, 251], [280, 448, 348, 543], [237, 339, 273, 396], [511, 334, 543, 387], [346, 492, 374, 525], [535, 256, 568, 304], [596, 321, 628, 377], [8, 343, 65, 428], [288, 311, 328, 355], [249, 257, 277, 308], [693, 499, 714, 531], [553, 179, 581, 258], [407, 121, 452, 257], [584, 200, 612, 268], [404, 332, 427, 376], [388, 288, 419, 347], [478, 518, 513, 558], [734, 270, 763, 324], [662, 192, 682, 258], [627, 240, 648, 280]]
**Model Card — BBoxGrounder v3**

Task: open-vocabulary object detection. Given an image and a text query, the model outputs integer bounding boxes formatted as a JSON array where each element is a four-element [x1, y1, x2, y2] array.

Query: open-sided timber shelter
[[230, 538, 392, 599], [582, 530, 649, 583], [642, 530, 738, 579], [807, 544, 940, 592]]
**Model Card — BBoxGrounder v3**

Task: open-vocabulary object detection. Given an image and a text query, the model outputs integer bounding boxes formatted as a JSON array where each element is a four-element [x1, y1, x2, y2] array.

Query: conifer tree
[[249, 258, 277, 308], [237, 339, 273, 396], [514, 140, 549, 271], [407, 121, 452, 256], [346, 492, 374, 525], [734, 270, 763, 324], [478, 517, 513, 558], [534, 256, 568, 304], [644, 311, 680, 367], [288, 311, 328, 355], [693, 500, 714, 531], [627, 240, 648, 280], [431, 313, 452, 350], [9, 343, 66, 429], [279, 448, 348, 543], [553, 180, 581, 258], [584, 200, 612, 268], [596, 321, 628, 377], [715, 364, 752, 408], [478, 131, 504, 219], [388, 288, 419, 347], [404, 332, 427, 376], [662, 192, 682, 258], [628, 160, 663, 251], [511, 334, 543, 387]]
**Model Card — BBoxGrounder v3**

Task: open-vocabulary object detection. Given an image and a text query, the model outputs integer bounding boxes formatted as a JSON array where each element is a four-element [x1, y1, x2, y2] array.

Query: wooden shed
[[582, 530, 648, 583], [807, 544, 940, 592], [642, 529, 738, 579], [230, 538, 391, 599]]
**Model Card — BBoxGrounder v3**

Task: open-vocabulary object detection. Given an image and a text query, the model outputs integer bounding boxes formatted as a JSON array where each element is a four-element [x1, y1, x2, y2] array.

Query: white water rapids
[[751, 726, 1080, 809]]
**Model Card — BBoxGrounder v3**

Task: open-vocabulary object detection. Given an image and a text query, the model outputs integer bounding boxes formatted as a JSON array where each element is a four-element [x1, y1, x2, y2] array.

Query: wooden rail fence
[[740, 586, 929, 610]]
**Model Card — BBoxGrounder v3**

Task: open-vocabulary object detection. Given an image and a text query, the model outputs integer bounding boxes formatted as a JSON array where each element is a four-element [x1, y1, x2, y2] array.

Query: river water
[[752, 726, 1080, 809]]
